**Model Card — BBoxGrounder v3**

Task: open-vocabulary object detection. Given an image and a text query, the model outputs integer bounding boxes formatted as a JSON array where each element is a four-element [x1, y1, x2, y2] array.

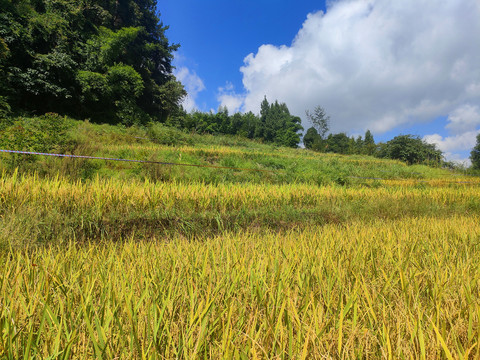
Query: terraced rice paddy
[[1, 121, 479, 358]]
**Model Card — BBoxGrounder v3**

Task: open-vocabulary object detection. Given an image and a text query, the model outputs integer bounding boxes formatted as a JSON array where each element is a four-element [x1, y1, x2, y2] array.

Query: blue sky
[[160, 0, 480, 164], [161, 0, 326, 111]]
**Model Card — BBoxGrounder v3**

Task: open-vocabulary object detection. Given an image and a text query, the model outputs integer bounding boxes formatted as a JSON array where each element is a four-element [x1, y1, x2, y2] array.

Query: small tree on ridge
[[306, 106, 330, 140]]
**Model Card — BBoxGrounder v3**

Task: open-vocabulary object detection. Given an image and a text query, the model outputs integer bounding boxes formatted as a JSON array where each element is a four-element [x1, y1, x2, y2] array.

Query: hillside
[[0, 115, 462, 185], [1, 117, 480, 358]]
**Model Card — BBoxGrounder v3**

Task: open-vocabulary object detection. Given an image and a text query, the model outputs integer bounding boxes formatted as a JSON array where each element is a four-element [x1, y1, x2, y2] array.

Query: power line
[[0, 149, 277, 173]]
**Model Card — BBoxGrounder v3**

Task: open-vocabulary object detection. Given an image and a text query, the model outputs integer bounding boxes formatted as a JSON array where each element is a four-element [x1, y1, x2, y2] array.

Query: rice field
[[1, 216, 480, 358], [1, 121, 480, 358], [1, 172, 479, 247]]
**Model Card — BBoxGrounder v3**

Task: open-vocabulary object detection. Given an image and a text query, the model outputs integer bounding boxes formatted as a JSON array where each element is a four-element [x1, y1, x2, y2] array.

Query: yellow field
[[1, 154, 480, 358], [2, 216, 480, 358]]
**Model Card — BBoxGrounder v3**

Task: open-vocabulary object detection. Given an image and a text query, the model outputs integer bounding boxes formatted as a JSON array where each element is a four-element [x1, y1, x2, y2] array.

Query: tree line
[[166, 97, 304, 148], [302, 106, 446, 166], [301, 106, 480, 169]]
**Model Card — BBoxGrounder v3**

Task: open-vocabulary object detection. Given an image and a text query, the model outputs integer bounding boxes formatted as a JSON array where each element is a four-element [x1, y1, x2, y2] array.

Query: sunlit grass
[[1, 171, 479, 247], [1, 216, 479, 358]]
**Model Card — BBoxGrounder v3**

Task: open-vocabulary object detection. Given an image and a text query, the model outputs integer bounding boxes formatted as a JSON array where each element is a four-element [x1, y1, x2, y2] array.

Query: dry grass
[[1, 171, 479, 246]]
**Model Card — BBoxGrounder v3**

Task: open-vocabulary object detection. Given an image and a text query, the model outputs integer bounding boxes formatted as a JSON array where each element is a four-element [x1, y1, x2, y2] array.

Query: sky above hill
[[160, 0, 480, 164]]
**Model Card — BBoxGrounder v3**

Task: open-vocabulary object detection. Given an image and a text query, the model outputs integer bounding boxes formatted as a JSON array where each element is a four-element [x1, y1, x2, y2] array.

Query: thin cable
[[0, 149, 277, 173]]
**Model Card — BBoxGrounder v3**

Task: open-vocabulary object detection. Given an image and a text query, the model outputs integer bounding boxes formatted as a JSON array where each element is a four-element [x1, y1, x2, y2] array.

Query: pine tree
[[364, 130, 376, 155], [470, 133, 480, 169], [303, 127, 320, 149]]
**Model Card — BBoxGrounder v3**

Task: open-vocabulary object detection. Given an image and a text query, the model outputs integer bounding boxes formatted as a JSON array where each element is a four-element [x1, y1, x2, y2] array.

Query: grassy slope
[[1, 118, 480, 358], [1, 119, 455, 185], [1, 119, 478, 246]]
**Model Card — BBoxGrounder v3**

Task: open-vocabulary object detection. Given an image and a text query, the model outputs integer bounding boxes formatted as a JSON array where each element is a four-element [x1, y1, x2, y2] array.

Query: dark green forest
[[0, 0, 304, 147], [0, 0, 185, 124]]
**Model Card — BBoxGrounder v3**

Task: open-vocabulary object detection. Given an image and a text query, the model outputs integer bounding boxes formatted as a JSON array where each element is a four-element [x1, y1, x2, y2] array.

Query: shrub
[[377, 134, 443, 165], [0, 113, 75, 170], [146, 123, 193, 146]]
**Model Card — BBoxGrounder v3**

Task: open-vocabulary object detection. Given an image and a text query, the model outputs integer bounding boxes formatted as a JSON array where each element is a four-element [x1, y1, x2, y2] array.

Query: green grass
[[0, 117, 456, 185]]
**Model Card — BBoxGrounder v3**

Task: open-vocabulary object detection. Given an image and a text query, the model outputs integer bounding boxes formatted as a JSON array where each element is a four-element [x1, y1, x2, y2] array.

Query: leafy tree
[[326, 133, 353, 154], [303, 127, 320, 149], [216, 106, 230, 134], [0, 0, 185, 124], [470, 133, 480, 169], [261, 98, 303, 147], [354, 135, 364, 153], [306, 106, 330, 139], [364, 130, 376, 155], [238, 112, 258, 139], [228, 112, 243, 135], [278, 115, 303, 148], [378, 135, 443, 165]]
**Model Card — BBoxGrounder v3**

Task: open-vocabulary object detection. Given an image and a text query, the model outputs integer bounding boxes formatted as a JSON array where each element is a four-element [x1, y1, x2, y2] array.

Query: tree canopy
[[471, 133, 480, 170], [0, 0, 185, 124], [377, 135, 443, 165]]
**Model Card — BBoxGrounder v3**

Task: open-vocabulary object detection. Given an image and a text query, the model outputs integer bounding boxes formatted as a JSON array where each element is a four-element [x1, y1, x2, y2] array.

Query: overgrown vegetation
[[0, 0, 185, 124], [0, 116, 452, 184]]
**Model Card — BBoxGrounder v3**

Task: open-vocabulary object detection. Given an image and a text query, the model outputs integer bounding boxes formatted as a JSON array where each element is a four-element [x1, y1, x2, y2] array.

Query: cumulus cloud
[[445, 104, 480, 135], [424, 131, 479, 154], [423, 104, 480, 163], [231, 0, 480, 135], [174, 67, 206, 112], [217, 82, 245, 113]]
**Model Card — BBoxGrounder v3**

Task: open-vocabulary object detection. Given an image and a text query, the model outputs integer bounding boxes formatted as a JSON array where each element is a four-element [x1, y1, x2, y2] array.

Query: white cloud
[[445, 104, 480, 135], [174, 67, 206, 112], [423, 104, 480, 163], [424, 131, 479, 154], [230, 0, 480, 135], [217, 82, 245, 113]]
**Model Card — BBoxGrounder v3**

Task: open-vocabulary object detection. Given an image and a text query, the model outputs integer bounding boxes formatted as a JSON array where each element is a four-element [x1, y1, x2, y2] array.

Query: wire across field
[[1, 119, 480, 358]]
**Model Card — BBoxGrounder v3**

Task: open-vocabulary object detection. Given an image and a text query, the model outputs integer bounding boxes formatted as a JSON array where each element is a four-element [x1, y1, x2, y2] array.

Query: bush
[[0, 113, 74, 152], [146, 123, 193, 146], [0, 113, 75, 170], [0, 96, 11, 118], [377, 135, 443, 165]]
